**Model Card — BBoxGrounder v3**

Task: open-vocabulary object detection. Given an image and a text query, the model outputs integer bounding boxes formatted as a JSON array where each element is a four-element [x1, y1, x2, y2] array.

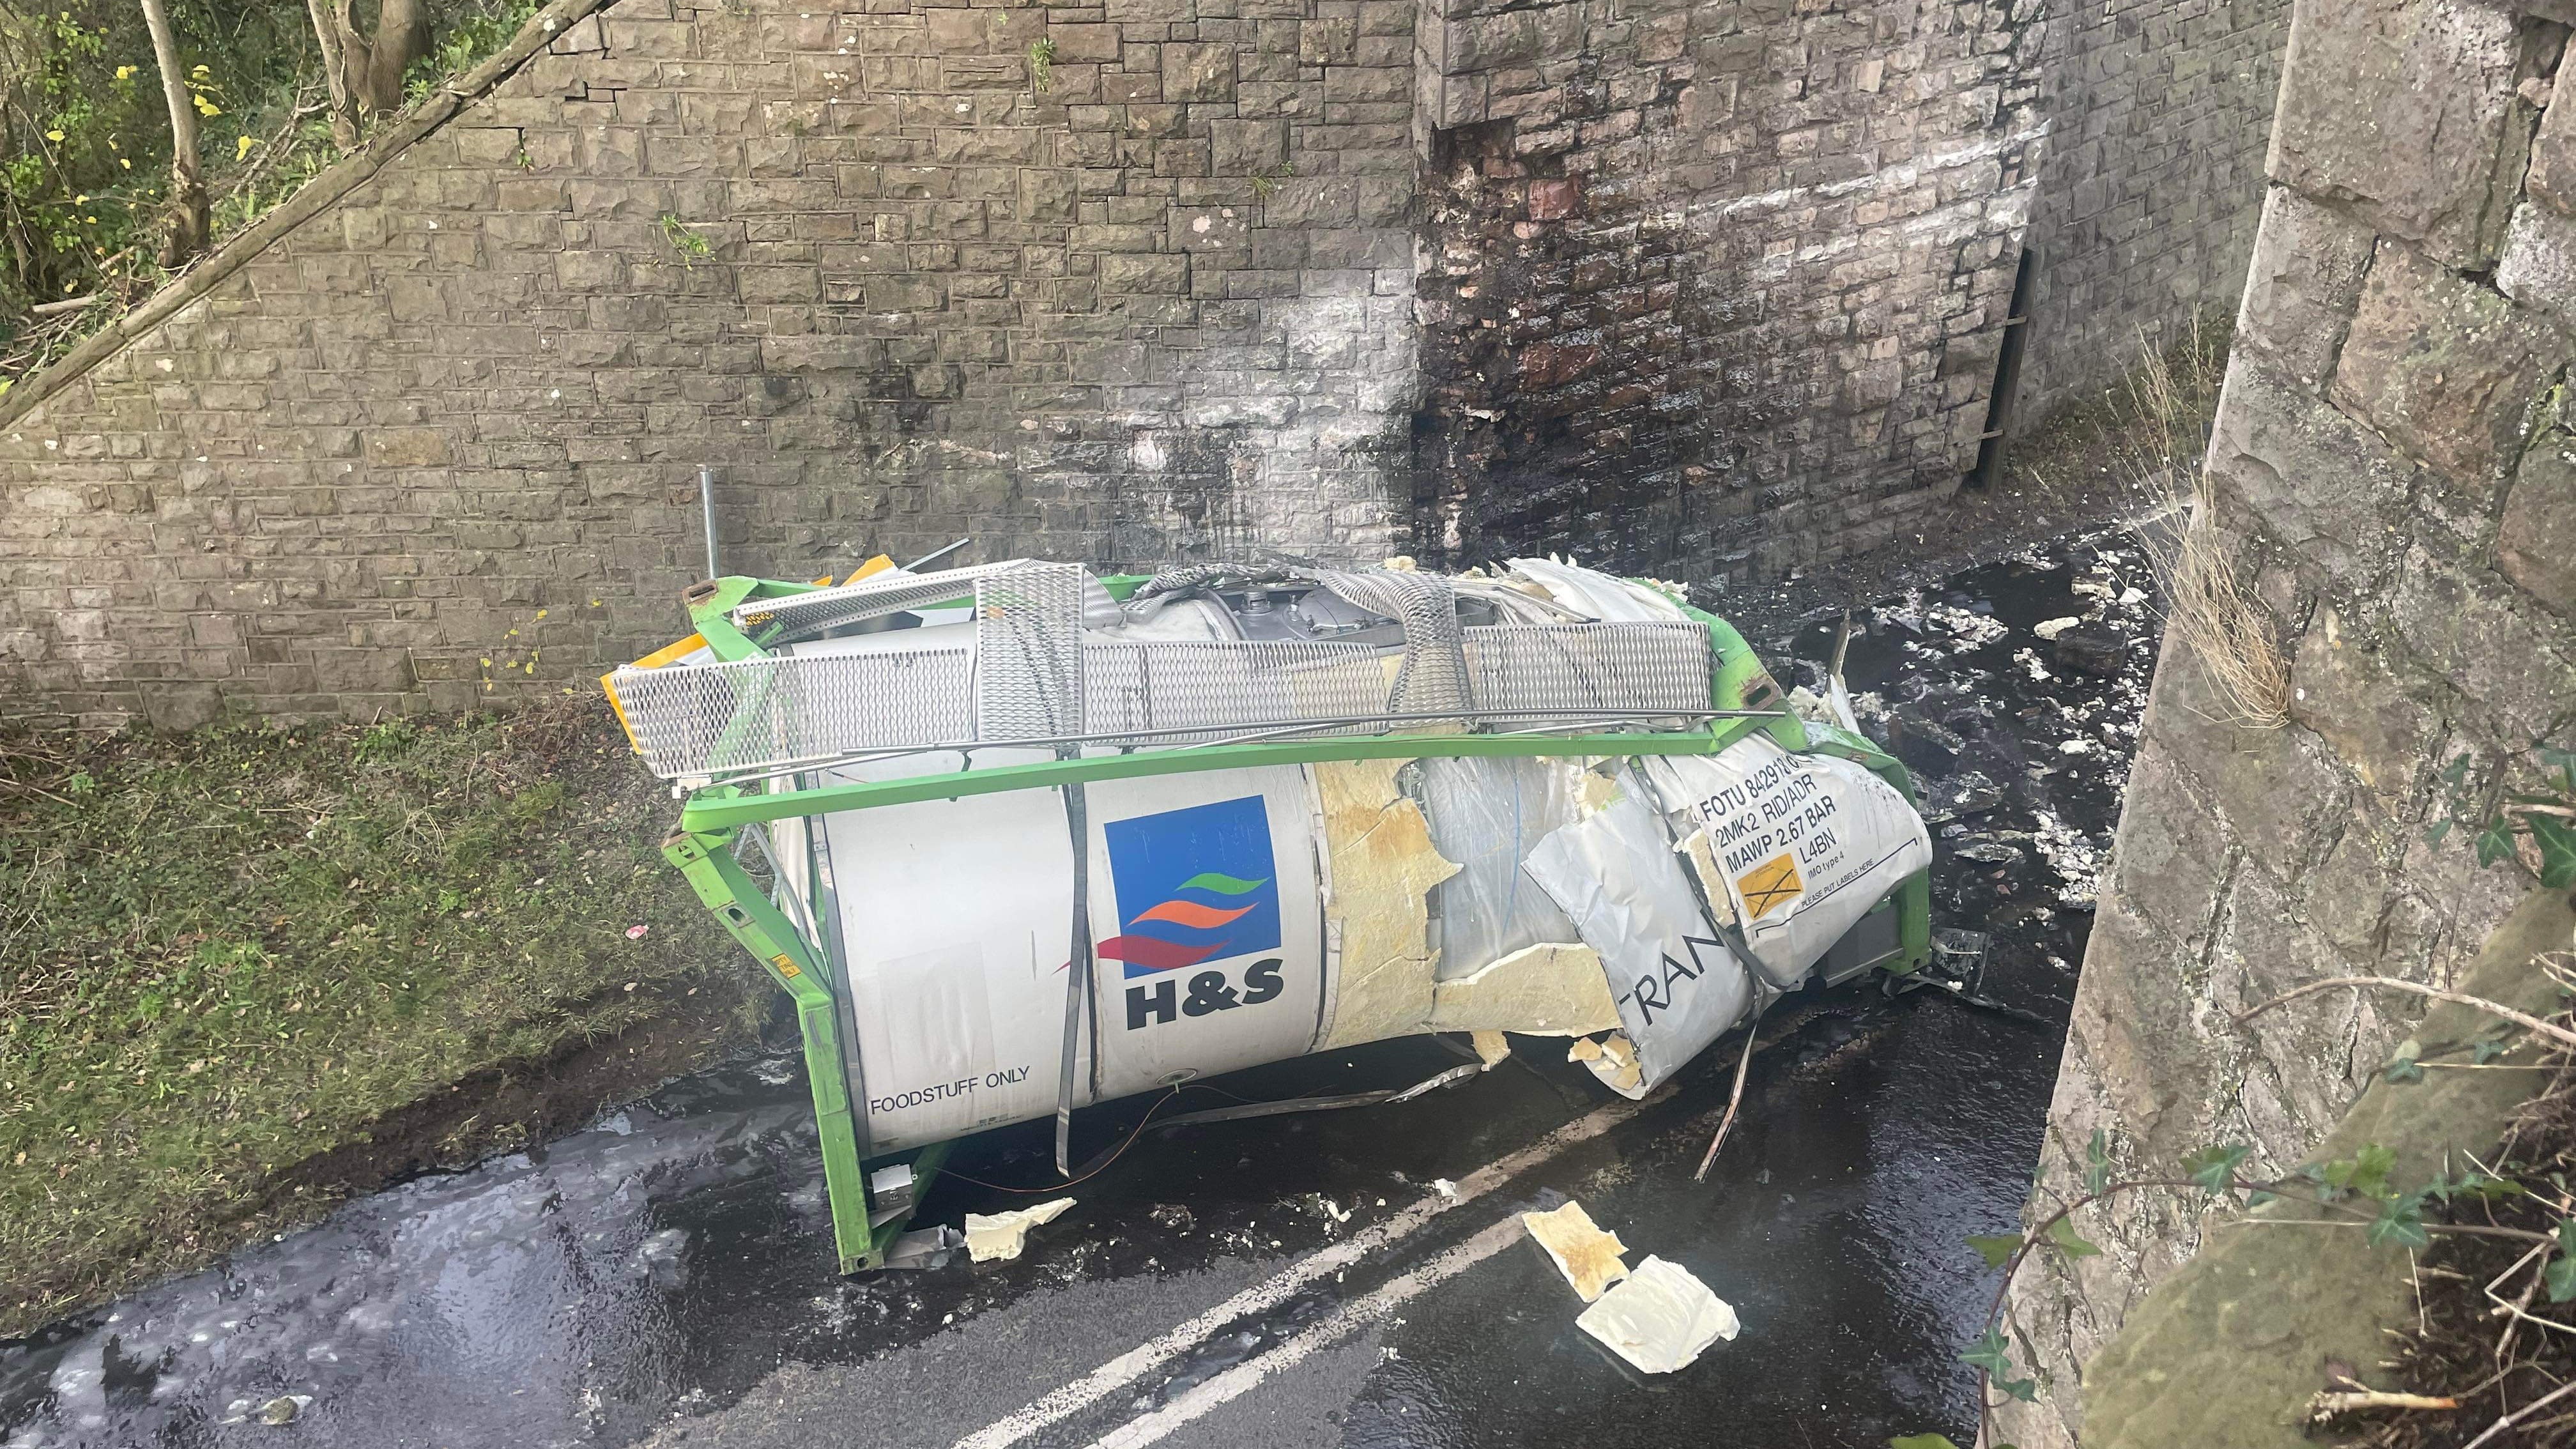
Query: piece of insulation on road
[[2033, 616, 2081, 640], [1575, 1255, 1740, 1373], [963, 1198, 1077, 1262], [1567, 1032, 1645, 1095], [1521, 1200, 1630, 1301]]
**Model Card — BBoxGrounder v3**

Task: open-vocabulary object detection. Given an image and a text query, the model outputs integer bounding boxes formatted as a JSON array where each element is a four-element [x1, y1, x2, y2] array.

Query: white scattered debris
[[1522, 1200, 1630, 1301], [2012, 648, 2053, 683], [2116, 586, 2146, 606], [1575, 1255, 1739, 1373], [2030, 809, 2102, 907], [2032, 617, 2081, 641], [1431, 1178, 1459, 1201], [1922, 601, 2009, 650], [963, 1199, 1076, 1262], [2057, 738, 2094, 755]]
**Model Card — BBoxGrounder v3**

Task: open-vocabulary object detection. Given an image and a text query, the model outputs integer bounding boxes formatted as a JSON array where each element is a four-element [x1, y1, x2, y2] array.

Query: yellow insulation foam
[[1315, 758, 1460, 1050], [1429, 942, 1620, 1036]]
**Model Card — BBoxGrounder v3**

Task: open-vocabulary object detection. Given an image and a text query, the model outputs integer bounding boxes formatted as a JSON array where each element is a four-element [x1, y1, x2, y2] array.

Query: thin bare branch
[[2235, 976, 2576, 1052], [2463, 1375, 2576, 1449]]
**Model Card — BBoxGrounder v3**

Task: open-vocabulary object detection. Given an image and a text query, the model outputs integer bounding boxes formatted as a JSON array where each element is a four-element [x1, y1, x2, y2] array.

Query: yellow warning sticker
[[770, 953, 802, 979], [1735, 852, 1804, 918]]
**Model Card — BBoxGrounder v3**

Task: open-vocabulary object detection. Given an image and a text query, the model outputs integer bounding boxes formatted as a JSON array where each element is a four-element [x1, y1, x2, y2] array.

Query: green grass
[[0, 699, 759, 1333]]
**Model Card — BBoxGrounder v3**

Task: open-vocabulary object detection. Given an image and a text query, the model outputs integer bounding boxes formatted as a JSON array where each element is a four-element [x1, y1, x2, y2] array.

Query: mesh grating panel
[[973, 562, 1087, 741], [1084, 639, 1395, 746], [620, 576, 1719, 781], [612, 647, 975, 779], [1464, 622, 1712, 726]]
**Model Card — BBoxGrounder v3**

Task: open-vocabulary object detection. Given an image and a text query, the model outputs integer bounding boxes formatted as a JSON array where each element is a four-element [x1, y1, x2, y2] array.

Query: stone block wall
[[0, 0, 2292, 726], [1406, 0, 2047, 582], [0, 0, 1422, 726], [1997, 3, 2576, 1443], [2013, 0, 2289, 422]]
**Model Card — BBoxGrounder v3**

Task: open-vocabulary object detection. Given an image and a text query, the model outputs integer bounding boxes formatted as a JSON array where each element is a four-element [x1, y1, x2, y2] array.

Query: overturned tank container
[[605, 557, 1933, 1269]]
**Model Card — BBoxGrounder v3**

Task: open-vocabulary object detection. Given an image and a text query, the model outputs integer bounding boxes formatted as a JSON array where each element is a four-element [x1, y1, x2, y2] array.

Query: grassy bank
[[0, 700, 758, 1335]]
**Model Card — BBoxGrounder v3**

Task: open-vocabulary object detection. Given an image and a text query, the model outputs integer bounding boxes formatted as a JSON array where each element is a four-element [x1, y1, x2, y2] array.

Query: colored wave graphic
[[1096, 870, 1271, 976]]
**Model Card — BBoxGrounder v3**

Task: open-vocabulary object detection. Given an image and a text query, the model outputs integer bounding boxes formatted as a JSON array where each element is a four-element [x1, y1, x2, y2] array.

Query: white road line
[[1087, 1214, 1529, 1449], [949, 1084, 1669, 1449]]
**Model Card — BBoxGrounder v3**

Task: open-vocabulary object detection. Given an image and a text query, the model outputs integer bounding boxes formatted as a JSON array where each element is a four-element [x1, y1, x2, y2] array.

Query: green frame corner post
[[663, 825, 883, 1273]]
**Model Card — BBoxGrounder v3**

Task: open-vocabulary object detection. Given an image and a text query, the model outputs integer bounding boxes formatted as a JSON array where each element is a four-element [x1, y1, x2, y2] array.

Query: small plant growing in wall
[[1249, 162, 1296, 201], [659, 213, 713, 269], [2425, 742, 2576, 887], [1027, 37, 1055, 93]]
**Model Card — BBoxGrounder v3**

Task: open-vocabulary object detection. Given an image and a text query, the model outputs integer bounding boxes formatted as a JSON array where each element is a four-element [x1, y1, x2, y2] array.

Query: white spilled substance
[[963, 1199, 1077, 1262], [1575, 1255, 1739, 1373]]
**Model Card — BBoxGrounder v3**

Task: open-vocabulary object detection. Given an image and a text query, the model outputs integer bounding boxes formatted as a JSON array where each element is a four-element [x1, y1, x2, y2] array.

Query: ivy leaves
[[2182, 1142, 2251, 1193], [1961, 1326, 2037, 1404], [2550, 1220, 2576, 1304], [2083, 1127, 2113, 1195], [2425, 744, 2576, 889], [1966, 1234, 2023, 1269]]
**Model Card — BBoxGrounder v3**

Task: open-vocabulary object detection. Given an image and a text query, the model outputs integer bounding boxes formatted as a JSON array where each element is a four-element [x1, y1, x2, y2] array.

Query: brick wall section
[[2013, 0, 2289, 422], [1406, 0, 2050, 584], [1995, 3, 2576, 1442], [1402, 0, 2289, 586], [0, 0, 1420, 727], [0, 0, 2290, 725]]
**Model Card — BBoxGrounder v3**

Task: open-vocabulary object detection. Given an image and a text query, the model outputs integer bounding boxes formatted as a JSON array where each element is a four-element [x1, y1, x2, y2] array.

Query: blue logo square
[[1099, 795, 1282, 979]]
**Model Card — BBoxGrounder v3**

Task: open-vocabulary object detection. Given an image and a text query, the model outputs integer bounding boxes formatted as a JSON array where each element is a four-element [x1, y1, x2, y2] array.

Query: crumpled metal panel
[[1314, 569, 1473, 718]]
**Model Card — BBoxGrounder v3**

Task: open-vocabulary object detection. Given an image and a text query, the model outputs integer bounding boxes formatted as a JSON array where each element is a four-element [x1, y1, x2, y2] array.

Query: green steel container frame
[[641, 573, 1936, 1272]]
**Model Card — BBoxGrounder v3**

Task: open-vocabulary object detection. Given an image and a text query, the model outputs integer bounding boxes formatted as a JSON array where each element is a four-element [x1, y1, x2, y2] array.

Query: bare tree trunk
[[302, 0, 434, 144], [138, 0, 205, 266], [360, 0, 428, 114], [303, 0, 363, 149]]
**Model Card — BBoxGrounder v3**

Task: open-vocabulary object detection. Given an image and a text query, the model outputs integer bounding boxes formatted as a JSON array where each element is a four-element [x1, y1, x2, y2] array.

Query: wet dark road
[[1, 533, 2159, 1449]]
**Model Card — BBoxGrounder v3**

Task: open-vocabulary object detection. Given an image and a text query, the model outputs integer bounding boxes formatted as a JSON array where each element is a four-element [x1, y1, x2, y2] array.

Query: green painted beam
[[663, 827, 881, 1272], [677, 719, 1787, 832]]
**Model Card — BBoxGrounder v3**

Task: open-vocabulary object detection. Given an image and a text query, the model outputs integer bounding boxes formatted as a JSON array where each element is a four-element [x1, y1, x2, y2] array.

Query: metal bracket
[[663, 823, 884, 1271]]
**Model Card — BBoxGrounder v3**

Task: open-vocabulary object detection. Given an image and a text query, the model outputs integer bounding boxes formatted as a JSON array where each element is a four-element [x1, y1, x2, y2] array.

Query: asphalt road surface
[[2, 534, 2158, 1448]]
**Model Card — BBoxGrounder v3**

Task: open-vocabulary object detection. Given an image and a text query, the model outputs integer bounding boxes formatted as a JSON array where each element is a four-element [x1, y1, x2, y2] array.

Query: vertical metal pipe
[[698, 464, 721, 579], [1056, 772, 1094, 1178]]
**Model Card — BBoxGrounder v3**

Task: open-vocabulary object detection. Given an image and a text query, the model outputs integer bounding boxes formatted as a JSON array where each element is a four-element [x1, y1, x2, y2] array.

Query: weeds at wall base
[[0, 696, 756, 1337]]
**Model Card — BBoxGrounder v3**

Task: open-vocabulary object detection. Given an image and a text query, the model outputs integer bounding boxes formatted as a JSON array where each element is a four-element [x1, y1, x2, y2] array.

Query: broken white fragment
[[2033, 616, 2080, 640], [1521, 1200, 1630, 1301], [1567, 1032, 1646, 1096], [1575, 1255, 1739, 1373], [1431, 1178, 1459, 1200], [1469, 1029, 1512, 1066], [962, 1198, 1075, 1262]]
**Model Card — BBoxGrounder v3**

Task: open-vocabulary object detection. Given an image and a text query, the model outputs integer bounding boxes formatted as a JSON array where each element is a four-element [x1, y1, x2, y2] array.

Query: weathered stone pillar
[[1995, 1, 2576, 1443]]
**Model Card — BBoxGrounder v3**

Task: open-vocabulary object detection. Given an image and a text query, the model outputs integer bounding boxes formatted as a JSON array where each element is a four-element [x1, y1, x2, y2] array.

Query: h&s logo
[[1098, 795, 1285, 1028]]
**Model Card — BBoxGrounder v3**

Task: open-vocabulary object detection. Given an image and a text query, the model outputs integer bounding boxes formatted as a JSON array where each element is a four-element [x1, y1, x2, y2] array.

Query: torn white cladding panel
[[1526, 788, 1751, 1098], [1416, 755, 1584, 975], [963, 1198, 1077, 1262], [1650, 737, 1930, 991], [1575, 1255, 1740, 1374], [1522, 1200, 1630, 1301]]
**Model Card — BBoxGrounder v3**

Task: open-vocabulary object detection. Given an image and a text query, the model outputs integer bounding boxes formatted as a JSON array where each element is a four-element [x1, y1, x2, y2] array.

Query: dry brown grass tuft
[[2117, 314, 2290, 730]]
